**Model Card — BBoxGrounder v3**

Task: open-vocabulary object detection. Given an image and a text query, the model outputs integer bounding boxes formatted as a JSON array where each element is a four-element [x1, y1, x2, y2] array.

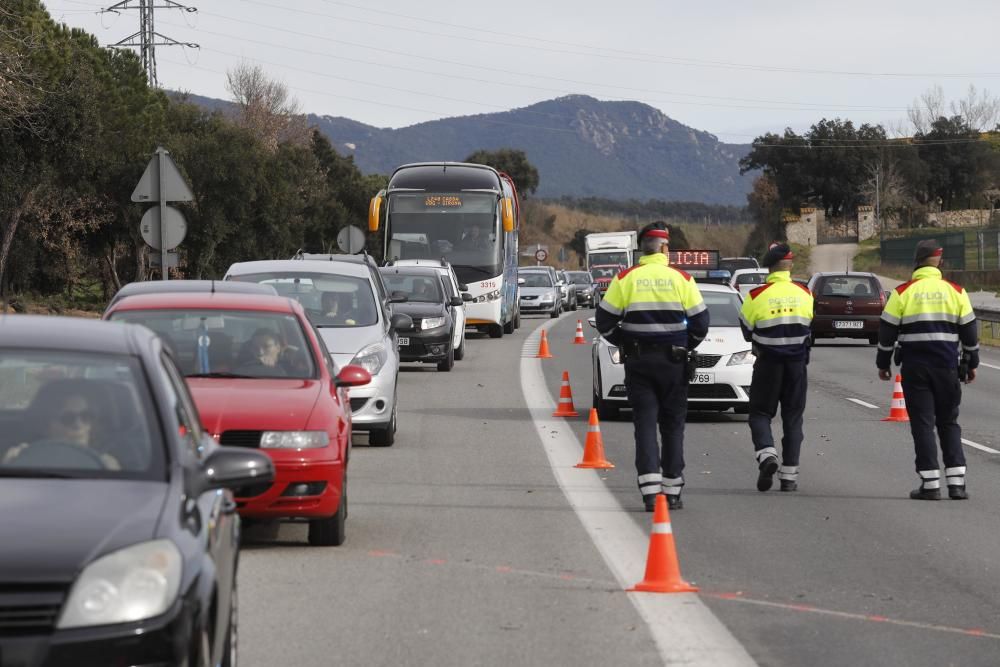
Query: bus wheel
[[488, 324, 503, 338]]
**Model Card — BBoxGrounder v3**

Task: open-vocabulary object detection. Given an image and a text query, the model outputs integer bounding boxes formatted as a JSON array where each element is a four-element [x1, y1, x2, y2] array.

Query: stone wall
[[784, 207, 821, 246], [858, 206, 876, 241], [927, 209, 993, 228]]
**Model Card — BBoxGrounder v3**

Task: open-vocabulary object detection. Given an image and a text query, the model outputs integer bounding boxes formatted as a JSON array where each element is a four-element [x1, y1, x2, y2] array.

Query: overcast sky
[[46, 0, 1000, 141]]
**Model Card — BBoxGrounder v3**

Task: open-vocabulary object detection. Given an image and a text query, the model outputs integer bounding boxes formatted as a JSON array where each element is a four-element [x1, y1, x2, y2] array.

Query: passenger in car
[[3, 381, 121, 470]]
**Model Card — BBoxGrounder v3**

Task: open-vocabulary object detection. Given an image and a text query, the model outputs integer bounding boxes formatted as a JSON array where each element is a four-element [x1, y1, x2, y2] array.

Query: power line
[[100, 0, 198, 87]]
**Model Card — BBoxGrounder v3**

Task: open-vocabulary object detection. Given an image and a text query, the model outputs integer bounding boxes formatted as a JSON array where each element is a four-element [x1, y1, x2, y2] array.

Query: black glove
[[958, 352, 971, 382]]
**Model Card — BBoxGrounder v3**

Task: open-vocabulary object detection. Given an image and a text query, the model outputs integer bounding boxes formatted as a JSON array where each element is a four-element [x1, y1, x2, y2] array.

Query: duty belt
[[623, 341, 687, 362]]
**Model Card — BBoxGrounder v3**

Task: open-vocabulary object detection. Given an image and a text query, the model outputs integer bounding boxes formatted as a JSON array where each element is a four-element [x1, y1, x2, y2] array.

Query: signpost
[[337, 225, 366, 254], [132, 147, 194, 279], [534, 247, 549, 265]]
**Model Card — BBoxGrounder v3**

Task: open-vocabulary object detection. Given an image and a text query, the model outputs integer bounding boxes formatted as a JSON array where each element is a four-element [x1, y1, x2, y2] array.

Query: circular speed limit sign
[[534, 248, 548, 262]]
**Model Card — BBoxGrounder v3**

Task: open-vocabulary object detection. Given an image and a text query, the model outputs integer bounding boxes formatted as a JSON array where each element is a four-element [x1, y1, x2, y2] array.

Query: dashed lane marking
[[845, 397, 880, 409], [978, 362, 1000, 370], [962, 438, 1000, 455], [520, 318, 756, 667]]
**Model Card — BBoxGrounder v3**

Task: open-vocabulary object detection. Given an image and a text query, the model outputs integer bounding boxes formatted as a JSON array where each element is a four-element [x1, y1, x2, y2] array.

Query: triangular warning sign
[[131, 147, 195, 203]]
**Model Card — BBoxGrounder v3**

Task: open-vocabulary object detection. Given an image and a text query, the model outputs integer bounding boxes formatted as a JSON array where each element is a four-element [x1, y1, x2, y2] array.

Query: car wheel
[[488, 324, 503, 338], [308, 479, 346, 546], [514, 309, 521, 329], [186, 621, 212, 667], [571, 300, 578, 312], [454, 336, 466, 361], [593, 367, 621, 421], [221, 580, 238, 667], [369, 402, 396, 447], [437, 346, 455, 372], [503, 315, 515, 334], [550, 306, 560, 319]]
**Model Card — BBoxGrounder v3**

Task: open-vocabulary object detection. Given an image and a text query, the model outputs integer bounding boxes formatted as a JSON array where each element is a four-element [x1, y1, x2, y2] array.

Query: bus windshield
[[386, 192, 501, 284]]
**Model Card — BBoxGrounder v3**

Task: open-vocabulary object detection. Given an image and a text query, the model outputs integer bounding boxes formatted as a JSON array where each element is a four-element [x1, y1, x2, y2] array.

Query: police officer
[[596, 222, 709, 511], [877, 239, 978, 500], [739, 242, 814, 492]]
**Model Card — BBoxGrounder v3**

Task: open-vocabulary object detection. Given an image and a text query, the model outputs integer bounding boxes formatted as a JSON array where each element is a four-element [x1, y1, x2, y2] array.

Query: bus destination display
[[424, 195, 463, 208]]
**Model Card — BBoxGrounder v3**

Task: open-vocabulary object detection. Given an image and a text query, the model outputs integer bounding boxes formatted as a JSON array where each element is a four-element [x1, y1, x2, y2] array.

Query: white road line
[[978, 362, 1000, 371], [962, 438, 1000, 455], [845, 397, 880, 410], [520, 319, 756, 667]]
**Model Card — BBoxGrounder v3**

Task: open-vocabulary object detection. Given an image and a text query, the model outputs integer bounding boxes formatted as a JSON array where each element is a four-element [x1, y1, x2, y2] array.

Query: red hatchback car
[[105, 292, 370, 546], [807, 272, 888, 345]]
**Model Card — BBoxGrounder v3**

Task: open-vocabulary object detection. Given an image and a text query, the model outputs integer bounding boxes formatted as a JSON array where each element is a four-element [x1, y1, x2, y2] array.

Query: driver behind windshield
[[3, 381, 121, 470], [236, 329, 296, 377], [321, 291, 358, 326]]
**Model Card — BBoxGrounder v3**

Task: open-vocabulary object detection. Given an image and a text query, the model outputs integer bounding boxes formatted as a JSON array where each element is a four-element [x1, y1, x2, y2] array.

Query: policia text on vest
[[595, 223, 709, 512], [876, 239, 979, 501]]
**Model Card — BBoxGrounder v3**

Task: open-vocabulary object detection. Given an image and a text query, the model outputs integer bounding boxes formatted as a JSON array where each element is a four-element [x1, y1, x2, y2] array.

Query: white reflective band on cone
[[651, 523, 674, 535], [587, 424, 601, 433]]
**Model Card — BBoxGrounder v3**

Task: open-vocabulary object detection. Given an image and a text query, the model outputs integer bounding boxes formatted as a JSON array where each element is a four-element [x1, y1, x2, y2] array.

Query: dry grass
[[520, 202, 752, 268]]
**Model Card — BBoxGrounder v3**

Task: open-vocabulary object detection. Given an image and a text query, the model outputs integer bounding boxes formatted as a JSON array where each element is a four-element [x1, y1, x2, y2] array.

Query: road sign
[[534, 248, 549, 262], [131, 147, 194, 203], [337, 225, 366, 254], [140, 206, 187, 250], [149, 249, 179, 269]]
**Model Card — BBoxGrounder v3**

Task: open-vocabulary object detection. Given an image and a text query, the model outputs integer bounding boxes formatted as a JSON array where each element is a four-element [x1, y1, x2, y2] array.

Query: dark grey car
[[0, 315, 273, 667]]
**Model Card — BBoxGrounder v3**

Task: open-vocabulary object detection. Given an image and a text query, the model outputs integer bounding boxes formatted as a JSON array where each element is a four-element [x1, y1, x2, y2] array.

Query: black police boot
[[948, 485, 969, 500], [909, 487, 941, 500], [780, 479, 798, 492], [667, 494, 683, 511], [643, 494, 659, 512], [756, 456, 778, 492]]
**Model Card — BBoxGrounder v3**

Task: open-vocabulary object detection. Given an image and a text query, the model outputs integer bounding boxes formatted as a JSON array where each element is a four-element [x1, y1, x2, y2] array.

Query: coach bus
[[368, 163, 520, 338]]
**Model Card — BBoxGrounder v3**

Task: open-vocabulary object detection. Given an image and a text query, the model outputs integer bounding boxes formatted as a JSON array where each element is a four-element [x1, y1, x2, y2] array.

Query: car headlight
[[351, 342, 387, 375], [728, 350, 756, 366], [420, 316, 446, 330], [609, 346, 622, 364], [58, 540, 182, 629], [260, 431, 330, 448], [540, 295, 554, 303]]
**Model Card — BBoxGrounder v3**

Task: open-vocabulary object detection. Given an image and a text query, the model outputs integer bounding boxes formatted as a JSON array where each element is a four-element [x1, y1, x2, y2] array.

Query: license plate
[[690, 372, 714, 385], [833, 320, 864, 329], [397, 337, 409, 347]]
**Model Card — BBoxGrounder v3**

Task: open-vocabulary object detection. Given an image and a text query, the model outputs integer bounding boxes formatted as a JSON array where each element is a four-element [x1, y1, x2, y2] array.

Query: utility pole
[[875, 159, 882, 244], [103, 0, 199, 88]]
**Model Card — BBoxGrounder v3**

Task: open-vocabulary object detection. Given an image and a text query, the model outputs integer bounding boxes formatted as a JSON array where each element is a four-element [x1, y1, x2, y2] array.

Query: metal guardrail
[[975, 306, 1000, 347]]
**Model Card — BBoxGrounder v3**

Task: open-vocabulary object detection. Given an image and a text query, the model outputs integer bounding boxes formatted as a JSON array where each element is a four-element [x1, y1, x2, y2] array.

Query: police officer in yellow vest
[[877, 239, 978, 500], [596, 222, 709, 511], [739, 242, 814, 493]]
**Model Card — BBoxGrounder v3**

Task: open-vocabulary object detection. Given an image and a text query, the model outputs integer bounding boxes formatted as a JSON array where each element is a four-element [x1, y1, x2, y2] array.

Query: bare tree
[[950, 84, 1000, 131], [225, 62, 310, 150], [907, 85, 946, 134], [861, 159, 911, 220]]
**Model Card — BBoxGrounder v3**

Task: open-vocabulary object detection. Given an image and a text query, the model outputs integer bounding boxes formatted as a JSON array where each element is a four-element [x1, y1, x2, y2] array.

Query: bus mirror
[[368, 194, 383, 232], [501, 198, 515, 233]]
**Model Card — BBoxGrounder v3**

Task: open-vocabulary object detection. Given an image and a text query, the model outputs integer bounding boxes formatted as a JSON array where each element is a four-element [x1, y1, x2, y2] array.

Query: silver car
[[224, 260, 409, 446], [517, 268, 561, 318]]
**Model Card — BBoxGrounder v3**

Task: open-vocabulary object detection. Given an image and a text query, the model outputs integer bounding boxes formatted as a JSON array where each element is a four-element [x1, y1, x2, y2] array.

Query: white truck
[[584, 231, 637, 273]]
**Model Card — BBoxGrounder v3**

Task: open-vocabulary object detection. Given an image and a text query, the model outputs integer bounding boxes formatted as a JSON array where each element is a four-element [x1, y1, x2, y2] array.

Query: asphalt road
[[236, 309, 1000, 666]]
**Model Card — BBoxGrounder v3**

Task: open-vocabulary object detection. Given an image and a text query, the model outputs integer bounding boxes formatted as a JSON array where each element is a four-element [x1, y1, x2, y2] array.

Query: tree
[[464, 148, 539, 196], [916, 116, 1000, 210], [226, 62, 310, 151], [743, 175, 782, 257]]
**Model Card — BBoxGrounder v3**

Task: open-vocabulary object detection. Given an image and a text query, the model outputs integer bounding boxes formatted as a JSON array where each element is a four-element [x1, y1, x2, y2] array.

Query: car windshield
[[721, 258, 758, 273], [568, 272, 592, 285], [0, 350, 164, 479], [519, 272, 553, 288], [229, 272, 378, 328], [111, 309, 317, 379], [381, 273, 444, 303], [735, 272, 767, 286], [817, 276, 879, 298], [703, 292, 743, 327]]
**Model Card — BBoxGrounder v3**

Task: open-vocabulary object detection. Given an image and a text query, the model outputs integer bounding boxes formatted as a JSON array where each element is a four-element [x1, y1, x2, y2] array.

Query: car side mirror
[[461, 292, 473, 302], [883, 290, 891, 301], [449, 296, 463, 307], [389, 291, 408, 304], [586, 317, 597, 330], [191, 447, 274, 497], [390, 312, 413, 331], [335, 364, 371, 388], [458, 283, 469, 291]]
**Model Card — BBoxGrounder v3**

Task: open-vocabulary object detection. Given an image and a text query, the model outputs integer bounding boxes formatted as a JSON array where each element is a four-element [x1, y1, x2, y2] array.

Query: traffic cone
[[536, 329, 553, 359], [629, 495, 698, 593], [882, 374, 909, 422], [573, 320, 587, 345], [553, 371, 580, 417], [575, 408, 614, 468]]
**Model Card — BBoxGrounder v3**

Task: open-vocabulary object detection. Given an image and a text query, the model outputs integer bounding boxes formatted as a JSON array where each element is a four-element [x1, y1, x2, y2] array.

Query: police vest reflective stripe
[[598, 254, 708, 346], [739, 271, 814, 359], [878, 266, 976, 368]]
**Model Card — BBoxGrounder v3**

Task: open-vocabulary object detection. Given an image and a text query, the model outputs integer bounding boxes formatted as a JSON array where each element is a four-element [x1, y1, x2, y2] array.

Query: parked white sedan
[[729, 268, 770, 297], [590, 283, 754, 419]]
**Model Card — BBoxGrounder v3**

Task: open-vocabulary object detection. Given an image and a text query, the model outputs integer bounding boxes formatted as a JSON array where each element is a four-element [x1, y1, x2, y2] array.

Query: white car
[[390, 259, 470, 361], [590, 283, 755, 419], [729, 268, 770, 297]]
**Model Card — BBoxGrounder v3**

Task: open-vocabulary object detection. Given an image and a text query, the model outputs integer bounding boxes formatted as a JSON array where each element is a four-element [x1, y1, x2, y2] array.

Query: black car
[[0, 315, 274, 667], [566, 270, 598, 308], [104, 279, 278, 313], [379, 266, 462, 372]]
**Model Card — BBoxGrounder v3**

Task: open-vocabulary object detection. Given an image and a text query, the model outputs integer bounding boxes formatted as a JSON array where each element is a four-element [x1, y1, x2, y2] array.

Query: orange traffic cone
[[553, 371, 580, 417], [536, 329, 553, 359], [575, 408, 614, 468], [882, 374, 909, 422], [573, 320, 587, 345], [629, 495, 698, 593]]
